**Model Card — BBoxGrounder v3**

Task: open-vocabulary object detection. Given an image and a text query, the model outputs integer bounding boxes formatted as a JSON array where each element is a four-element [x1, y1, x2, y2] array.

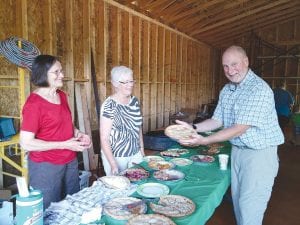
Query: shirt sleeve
[[100, 98, 115, 119], [21, 99, 41, 134]]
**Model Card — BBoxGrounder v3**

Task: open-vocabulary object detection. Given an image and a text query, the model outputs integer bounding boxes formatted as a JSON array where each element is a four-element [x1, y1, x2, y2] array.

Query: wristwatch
[[192, 124, 197, 130]]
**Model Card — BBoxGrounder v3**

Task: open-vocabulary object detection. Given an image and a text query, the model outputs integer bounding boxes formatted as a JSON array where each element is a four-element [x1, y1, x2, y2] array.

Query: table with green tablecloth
[[103, 141, 231, 225]]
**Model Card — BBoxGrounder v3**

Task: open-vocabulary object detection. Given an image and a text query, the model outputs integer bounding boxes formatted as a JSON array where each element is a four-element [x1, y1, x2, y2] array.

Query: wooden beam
[[75, 83, 98, 170], [196, 2, 300, 39], [176, 0, 257, 30], [104, 0, 201, 43], [212, 13, 300, 47], [190, 0, 290, 36], [201, 8, 299, 45]]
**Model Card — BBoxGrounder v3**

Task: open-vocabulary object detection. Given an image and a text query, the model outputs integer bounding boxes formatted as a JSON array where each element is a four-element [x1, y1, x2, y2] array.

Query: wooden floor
[[206, 141, 300, 225]]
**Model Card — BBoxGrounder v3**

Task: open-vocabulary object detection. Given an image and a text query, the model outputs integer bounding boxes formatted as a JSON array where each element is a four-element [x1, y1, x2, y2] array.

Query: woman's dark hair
[[30, 55, 58, 87]]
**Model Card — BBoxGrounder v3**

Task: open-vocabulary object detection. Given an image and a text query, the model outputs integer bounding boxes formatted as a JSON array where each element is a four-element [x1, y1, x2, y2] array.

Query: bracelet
[[192, 124, 197, 130]]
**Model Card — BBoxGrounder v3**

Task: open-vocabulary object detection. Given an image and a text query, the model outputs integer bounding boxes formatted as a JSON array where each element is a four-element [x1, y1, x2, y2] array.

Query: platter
[[150, 195, 195, 218], [137, 183, 169, 198], [164, 124, 197, 141], [148, 160, 175, 170], [190, 155, 215, 163], [160, 148, 189, 158], [126, 214, 176, 225], [153, 169, 185, 182], [121, 168, 149, 182], [208, 143, 224, 148], [103, 197, 147, 220], [202, 147, 220, 155], [143, 155, 164, 163], [170, 158, 193, 166], [99, 175, 130, 189]]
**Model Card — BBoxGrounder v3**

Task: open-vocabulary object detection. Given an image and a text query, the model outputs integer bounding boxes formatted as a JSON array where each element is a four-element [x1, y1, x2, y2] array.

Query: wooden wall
[[0, 0, 215, 133], [216, 18, 300, 106]]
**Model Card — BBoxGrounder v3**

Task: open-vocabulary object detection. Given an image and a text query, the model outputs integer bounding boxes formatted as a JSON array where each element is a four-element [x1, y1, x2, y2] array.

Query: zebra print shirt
[[100, 96, 143, 157]]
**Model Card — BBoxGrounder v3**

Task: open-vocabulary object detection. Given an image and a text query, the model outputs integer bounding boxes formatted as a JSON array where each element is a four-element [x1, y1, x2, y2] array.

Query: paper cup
[[218, 154, 229, 170]]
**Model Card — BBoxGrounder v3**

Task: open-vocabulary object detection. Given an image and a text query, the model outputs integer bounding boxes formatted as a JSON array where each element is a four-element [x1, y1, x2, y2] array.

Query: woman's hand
[[110, 163, 119, 175], [75, 132, 92, 148], [63, 138, 90, 152]]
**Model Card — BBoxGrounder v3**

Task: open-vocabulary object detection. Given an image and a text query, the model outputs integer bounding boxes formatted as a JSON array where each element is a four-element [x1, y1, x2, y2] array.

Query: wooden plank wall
[[215, 18, 300, 107], [0, 0, 215, 133]]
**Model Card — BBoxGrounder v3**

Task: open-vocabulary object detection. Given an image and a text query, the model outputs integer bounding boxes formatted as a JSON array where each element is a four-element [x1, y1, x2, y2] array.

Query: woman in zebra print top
[[100, 66, 145, 175]]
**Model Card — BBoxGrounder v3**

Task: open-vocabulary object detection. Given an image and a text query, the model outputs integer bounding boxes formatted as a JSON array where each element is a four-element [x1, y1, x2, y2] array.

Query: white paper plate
[[137, 183, 169, 198], [143, 155, 164, 163]]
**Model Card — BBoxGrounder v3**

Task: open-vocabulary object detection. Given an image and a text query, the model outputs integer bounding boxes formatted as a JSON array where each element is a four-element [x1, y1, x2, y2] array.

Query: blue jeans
[[28, 158, 80, 210], [231, 146, 279, 225]]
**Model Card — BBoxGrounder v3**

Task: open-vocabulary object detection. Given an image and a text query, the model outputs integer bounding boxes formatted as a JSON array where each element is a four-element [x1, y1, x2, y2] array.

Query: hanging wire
[[0, 36, 40, 70]]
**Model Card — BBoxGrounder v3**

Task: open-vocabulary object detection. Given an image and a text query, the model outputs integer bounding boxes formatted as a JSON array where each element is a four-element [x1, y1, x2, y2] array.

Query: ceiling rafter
[[196, 2, 300, 39], [213, 13, 300, 48], [190, 0, 290, 36], [113, 0, 300, 47]]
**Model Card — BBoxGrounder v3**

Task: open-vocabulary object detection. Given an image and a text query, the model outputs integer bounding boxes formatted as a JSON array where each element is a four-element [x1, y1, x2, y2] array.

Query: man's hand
[[178, 133, 209, 147], [175, 119, 193, 129]]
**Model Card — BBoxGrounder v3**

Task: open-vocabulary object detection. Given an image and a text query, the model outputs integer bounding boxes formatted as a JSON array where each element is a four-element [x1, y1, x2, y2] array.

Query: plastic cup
[[218, 154, 229, 170]]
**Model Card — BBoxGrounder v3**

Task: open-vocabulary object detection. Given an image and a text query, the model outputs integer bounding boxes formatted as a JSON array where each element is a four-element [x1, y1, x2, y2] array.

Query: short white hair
[[111, 66, 133, 82]]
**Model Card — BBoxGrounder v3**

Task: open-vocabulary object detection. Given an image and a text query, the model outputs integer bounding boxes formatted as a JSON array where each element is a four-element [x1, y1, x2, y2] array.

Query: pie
[[104, 197, 147, 220], [153, 169, 185, 181], [99, 175, 130, 189], [190, 155, 215, 163], [143, 155, 165, 163], [121, 168, 149, 182], [160, 148, 189, 157], [208, 143, 224, 148], [148, 161, 175, 170], [126, 214, 176, 225], [170, 158, 193, 166], [164, 124, 197, 140], [150, 195, 195, 217], [203, 147, 220, 155]]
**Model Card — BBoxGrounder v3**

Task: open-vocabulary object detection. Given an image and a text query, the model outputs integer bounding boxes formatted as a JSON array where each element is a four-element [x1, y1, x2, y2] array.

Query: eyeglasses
[[49, 69, 64, 76], [119, 80, 136, 85]]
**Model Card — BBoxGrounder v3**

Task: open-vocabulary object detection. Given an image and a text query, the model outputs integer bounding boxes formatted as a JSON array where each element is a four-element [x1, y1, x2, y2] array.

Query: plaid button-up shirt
[[213, 69, 284, 149]]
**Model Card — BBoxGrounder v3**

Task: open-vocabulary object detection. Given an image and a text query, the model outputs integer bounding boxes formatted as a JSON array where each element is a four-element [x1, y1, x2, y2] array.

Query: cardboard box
[[0, 189, 11, 201]]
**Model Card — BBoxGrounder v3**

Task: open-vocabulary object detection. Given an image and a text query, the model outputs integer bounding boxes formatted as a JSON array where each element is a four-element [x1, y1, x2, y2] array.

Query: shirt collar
[[228, 69, 254, 91]]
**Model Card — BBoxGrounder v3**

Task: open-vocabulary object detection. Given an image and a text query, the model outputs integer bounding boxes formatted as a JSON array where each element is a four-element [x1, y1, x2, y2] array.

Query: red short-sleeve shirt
[[21, 90, 76, 164]]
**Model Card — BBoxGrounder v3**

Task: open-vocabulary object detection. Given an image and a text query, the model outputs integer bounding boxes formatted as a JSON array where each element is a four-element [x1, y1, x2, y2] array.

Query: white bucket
[[15, 190, 43, 225]]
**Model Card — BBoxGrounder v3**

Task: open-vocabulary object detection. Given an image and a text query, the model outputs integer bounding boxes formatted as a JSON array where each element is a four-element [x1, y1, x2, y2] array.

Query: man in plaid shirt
[[177, 45, 284, 225]]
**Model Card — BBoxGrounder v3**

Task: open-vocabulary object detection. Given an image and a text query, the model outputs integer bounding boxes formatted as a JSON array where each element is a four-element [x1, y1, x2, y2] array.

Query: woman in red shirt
[[20, 55, 91, 209]]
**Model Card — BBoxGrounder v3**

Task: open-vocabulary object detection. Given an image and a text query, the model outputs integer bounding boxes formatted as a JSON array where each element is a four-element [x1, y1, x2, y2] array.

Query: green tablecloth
[[102, 141, 231, 225]]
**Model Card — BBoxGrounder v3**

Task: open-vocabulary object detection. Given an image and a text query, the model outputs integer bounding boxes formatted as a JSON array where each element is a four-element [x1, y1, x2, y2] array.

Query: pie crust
[[150, 195, 195, 218], [121, 168, 150, 182], [126, 214, 176, 225], [165, 124, 197, 140], [104, 197, 147, 220]]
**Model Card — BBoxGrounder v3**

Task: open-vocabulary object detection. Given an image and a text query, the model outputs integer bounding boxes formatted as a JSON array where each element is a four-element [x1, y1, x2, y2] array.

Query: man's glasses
[[49, 69, 64, 76], [119, 80, 136, 85]]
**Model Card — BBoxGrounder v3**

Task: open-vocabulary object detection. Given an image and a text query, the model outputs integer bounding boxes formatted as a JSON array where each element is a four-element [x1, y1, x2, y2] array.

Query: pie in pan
[[190, 155, 215, 163], [148, 160, 175, 170], [160, 148, 189, 157], [126, 214, 176, 225], [121, 168, 150, 182], [104, 197, 147, 220], [99, 175, 130, 189], [153, 169, 185, 181], [165, 124, 197, 140], [150, 195, 195, 217]]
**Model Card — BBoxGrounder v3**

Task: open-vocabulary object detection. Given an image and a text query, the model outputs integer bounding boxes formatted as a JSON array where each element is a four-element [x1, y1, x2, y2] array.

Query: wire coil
[[0, 36, 40, 70]]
